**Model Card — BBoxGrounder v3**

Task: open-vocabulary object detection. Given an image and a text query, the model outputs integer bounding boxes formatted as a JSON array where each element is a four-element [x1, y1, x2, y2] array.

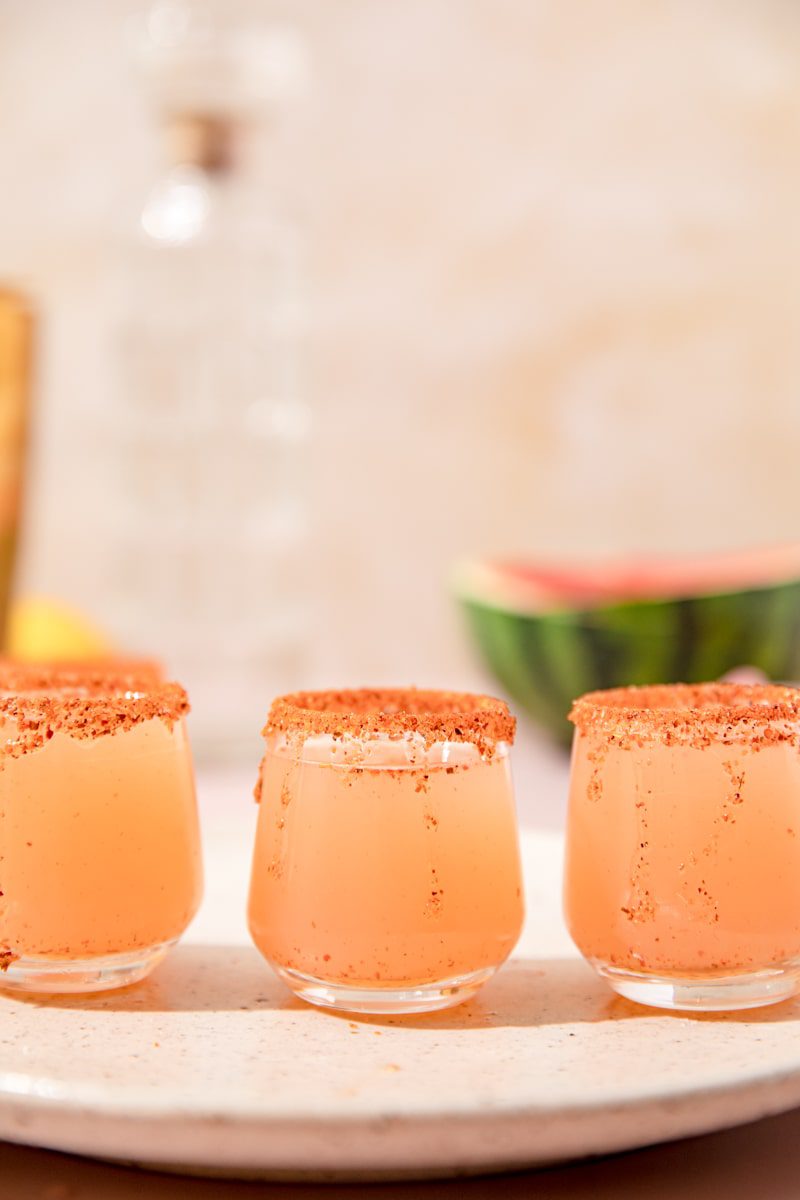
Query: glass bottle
[[111, 3, 310, 758]]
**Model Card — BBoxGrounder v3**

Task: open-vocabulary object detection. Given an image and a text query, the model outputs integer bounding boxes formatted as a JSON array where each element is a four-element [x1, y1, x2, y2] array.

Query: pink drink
[[248, 688, 524, 1014], [0, 665, 202, 993], [565, 683, 800, 1011]]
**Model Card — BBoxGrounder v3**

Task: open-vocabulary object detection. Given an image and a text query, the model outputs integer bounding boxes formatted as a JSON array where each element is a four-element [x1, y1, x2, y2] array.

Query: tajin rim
[[0, 658, 164, 689], [0, 661, 189, 758], [263, 687, 515, 754], [569, 682, 800, 745]]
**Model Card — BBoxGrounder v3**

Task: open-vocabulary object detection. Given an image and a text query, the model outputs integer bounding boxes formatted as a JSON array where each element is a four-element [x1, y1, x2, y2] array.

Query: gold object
[[0, 289, 33, 646]]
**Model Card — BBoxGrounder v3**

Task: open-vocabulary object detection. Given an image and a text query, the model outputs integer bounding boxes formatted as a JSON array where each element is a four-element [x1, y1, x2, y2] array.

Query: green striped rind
[[459, 579, 800, 747]]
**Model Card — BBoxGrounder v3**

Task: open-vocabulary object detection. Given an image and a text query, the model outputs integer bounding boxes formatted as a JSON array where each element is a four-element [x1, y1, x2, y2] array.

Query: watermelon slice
[[455, 545, 800, 746]]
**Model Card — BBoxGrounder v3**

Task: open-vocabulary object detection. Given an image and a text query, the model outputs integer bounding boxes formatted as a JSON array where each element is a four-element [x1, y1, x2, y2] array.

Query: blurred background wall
[[2, 0, 799, 687]]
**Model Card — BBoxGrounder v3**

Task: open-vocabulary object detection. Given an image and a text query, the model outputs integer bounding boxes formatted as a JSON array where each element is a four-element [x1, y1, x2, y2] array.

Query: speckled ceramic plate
[[2, 819, 800, 1180]]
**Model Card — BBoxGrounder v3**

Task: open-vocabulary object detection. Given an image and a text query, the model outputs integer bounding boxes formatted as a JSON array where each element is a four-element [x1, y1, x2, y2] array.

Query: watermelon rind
[[458, 578, 800, 747]]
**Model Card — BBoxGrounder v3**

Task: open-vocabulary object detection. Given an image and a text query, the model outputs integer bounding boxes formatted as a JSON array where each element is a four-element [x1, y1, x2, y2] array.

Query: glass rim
[[0, 662, 188, 756], [569, 682, 800, 745], [0, 658, 165, 689], [263, 687, 516, 754]]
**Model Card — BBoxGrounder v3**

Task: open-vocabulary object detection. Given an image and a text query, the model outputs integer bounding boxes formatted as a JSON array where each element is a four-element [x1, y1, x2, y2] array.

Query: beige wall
[[2, 0, 800, 685]]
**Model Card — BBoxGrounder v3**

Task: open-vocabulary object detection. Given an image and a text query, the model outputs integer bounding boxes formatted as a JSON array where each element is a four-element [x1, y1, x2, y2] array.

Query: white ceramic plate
[[2, 821, 800, 1180]]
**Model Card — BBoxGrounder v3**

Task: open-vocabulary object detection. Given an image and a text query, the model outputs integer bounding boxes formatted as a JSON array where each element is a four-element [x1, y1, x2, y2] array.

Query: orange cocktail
[[565, 682, 800, 1011], [248, 688, 524, 1013], [0, 664, 202, 993]]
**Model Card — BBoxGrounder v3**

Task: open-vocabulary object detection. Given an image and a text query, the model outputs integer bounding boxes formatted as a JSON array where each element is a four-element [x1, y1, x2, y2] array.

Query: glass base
[[596, 960, 800, 1012], [0, 940, 176, 996], [275, 964, 498, 1015]]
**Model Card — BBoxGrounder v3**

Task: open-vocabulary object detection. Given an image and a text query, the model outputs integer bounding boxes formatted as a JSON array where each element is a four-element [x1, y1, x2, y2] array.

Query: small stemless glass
[[0, 664, 203, 993], [565, 682, 800, 1012], [248, 688, 524, 1014]]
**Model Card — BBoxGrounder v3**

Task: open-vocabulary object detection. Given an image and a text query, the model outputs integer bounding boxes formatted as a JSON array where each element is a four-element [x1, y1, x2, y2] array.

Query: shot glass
[[248, 688, 524, 1014], [565, 682, 800, 1011], [0, 664, 203, 993]]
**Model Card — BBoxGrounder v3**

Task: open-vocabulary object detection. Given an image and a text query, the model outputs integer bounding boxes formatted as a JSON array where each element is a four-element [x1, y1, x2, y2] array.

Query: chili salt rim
[[0, 663, 189, 759], [0, 657, 165, 687], [569, 682, 800, 747], [263, 688, 516, 755]]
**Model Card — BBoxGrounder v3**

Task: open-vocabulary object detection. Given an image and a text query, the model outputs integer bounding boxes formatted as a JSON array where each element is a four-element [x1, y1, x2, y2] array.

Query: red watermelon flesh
[[456, 543, 800, 745], [480, 544, 800, 611]]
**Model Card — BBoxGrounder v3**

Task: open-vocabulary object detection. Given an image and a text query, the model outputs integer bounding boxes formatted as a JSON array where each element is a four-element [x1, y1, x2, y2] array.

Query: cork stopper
[[165, 113, 235, 172]]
